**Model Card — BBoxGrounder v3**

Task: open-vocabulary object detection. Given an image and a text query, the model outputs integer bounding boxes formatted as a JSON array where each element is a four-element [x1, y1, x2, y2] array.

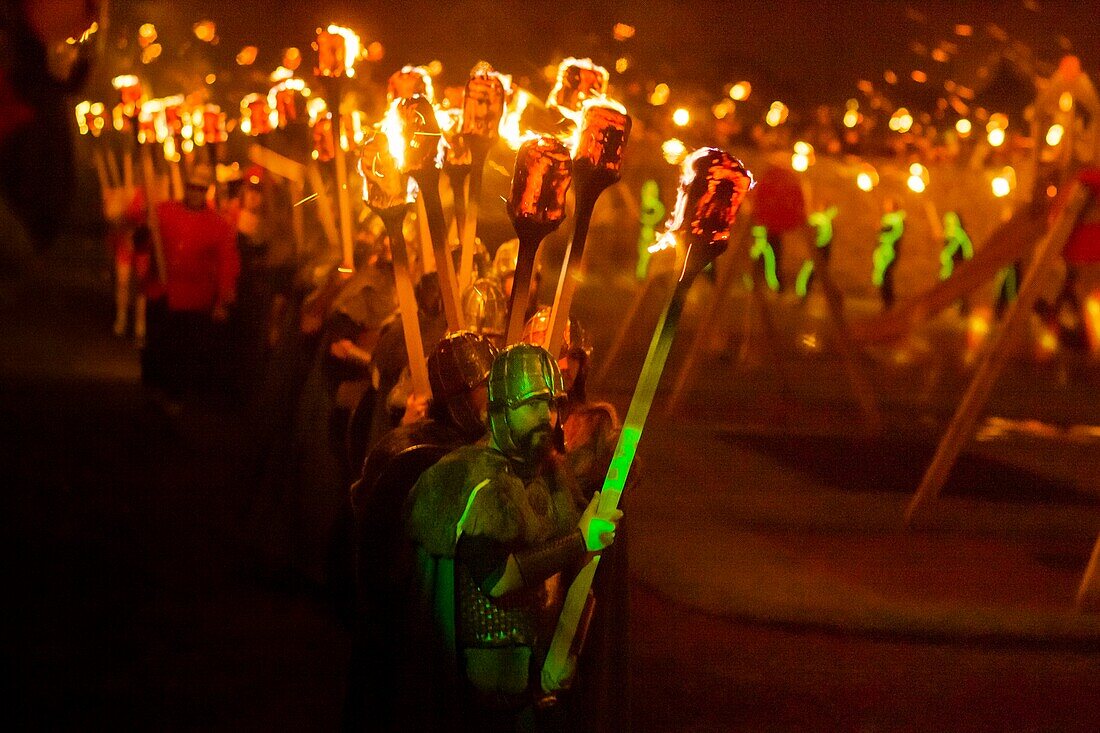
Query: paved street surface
[[5, 238, 1100, 731]]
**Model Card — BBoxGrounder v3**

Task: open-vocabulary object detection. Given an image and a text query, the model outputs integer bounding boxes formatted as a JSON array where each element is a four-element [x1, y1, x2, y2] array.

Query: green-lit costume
[[635, 179, 666, 280], [750, 225, 780, 292], [873, 209, 906, 308], [406, 344, 591, 728], [939, 211, 973, 280], [796, 205, 838, 299]]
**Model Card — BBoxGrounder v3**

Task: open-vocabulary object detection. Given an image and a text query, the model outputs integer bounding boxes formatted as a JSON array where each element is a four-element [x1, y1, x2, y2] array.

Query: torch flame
[[387, 65, 435, 103], [547, 57, 609, 121], [650, 148, 754, 275], [499, 87, 532, 151], [380, 99, 407, 171], [75, 101, 91, 135], [315, 24, 361, 78], [357, 129, 416, 209]]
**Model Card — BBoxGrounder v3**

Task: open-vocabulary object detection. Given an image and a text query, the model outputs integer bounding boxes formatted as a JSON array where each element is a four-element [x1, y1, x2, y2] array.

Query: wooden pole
[[333, 131, 357, 271], [376, 206, 432, 399], [305, 162, 341, 254], [415, 192, 437, 275], [1076, 532, 1100, 612], [543, 270, 698, 688], [412, 168, 465, 332], [459, 142, 489, 291], [905, 183, 1092, 525], [105, 148, 122, 188], [504, 233, 540, 345], [91, 148, 112, 194], [545, 182, 604, 357], [138, 144, 167, 283]]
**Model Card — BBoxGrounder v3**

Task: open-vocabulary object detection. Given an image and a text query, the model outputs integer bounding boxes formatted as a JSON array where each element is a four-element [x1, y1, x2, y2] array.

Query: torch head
[[548, 58, 609, 117], [507, 134, 572, 236], [462, 62, 507, 142], [397, 94, 443, 174], [311, 114, 335, 162], [357, 130, 411, 212], [203, 108, 227, 144], [388, 65, 433, 103], [242, 94, 274, 136], [572, 99, 631, 191], [440, 108, 472, 169], [112, 75, 143, 118], [659, 147, 753, 282]]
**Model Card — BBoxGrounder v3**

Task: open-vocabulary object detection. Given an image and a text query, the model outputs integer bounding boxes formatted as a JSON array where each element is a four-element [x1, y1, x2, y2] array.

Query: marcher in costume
[[873, 199, 906, 310], [520, 308, 630, 733], [796, 203, 838, 300], [344, 330, 497, 731], [405, 343, 621, 731], [141, 164, 240, 401]]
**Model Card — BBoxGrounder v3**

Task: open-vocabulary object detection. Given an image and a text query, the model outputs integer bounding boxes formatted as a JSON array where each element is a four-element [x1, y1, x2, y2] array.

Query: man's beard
[[514, 424, 558, 469]]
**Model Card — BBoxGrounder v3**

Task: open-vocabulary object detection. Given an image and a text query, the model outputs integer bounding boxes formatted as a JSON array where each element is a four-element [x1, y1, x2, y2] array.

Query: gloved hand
[[577, 491, 622, 553]]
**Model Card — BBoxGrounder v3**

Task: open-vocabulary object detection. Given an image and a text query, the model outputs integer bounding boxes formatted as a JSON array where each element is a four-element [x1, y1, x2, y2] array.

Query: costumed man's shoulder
[[406, 445, 523, 557], [351, 418, 464, 517]]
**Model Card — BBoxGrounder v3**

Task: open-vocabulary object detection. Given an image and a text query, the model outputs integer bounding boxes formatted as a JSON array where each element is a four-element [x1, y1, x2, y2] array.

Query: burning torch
[[458, 62, 509, 289], [541, 148, 753, 690], [544, 98, 631, 357], [503, 133, 573, 345], [393, 93, 466, 331], [358, 131, 431, 401], [314, 23, 362, 273], [546, 57, 609, 122]]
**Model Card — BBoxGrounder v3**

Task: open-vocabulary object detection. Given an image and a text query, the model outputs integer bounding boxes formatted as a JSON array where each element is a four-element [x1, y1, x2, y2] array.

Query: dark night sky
[[116, 1, 1100, 107]]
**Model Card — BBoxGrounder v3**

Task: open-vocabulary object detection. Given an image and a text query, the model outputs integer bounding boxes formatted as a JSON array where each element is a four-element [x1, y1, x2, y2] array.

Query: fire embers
[[508, 135, 572, 228], [547, 58, 609, 117], [462, 62, 507, 141], [572, 100, 631, 186], [358, 131, 409, 210], [668, 148, 753, 261], [388, 65, 433, 103], [396, 94, 443, 174]]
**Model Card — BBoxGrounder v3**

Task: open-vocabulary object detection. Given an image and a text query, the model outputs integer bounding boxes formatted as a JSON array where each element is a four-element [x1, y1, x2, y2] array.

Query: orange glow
[[649, 83, 670, 106], [1085, 296, 1100, 354], [729, 81, 751, 101], [967, 308, 991, 353], [612, 23, 636, 41], [548, 58, 609, 118], [911, 70, 927, 83], [315, 24, 362, 78], [499, 87, 533, 151], [193, 21, 216, 42], [236, 46, 258, 66], [283, 47, 302, 71]]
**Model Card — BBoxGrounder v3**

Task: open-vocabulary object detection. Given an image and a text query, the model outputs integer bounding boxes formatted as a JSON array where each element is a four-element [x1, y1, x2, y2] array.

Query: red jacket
[[153, 200, 240, 312]]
